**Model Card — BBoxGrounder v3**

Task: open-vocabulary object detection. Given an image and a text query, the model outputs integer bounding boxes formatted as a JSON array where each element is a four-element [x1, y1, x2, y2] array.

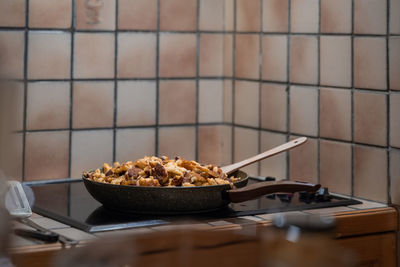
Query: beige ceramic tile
[[199, 80, 223, 123], [0, 31, 24, 79], [390, 93, 400, 148], [320, 88, 351, 141], [260, 131, 287, 180], [224, 34, 233, 77], [118, 0, 157, 30], [75, 0, 115, 30], [320, 36, 351, 87], [158, 127, 196, 160], [117, 81, 156, 126], [320, 140, 351, 195], [29, 0, 72, 28], [289, 136, 318, 184], [199, 0, 224, 31], [198, 125, 232, 166], [118, 33, 156, 78], [290, 86, 318, 136], [71, 130, 113, 178], [354, 0, 387, 34], [260, 83, 287, 131], [0, 0, 25, 27], [289, 36, 318, 84], [223, 80, 233, 123], [354, 145, 387, 203], [389, 37, 400, 90], [159, 33, 196, 77], [0, 81, 24, 132], [73, 81, 114, 128], [354, 37, 387, 90], [160, 0, 197, 31], [159, 80, 196, 124], [235, 34, 260, 79], [234, 81, 259, 127], [0, 133, 23, 180], [224, 0, 234, 31], [390, 149, 400, 205], [199, 34, 224, 77], [321, 0, 352, 33], [236, 0, 260, 32], [25, 131, 69, 181], [234, 127, 259, 176], [262, 36, 287, 81], [354, 91, 387, 146], [263, 0, 289, 32], [74, 33, 114, 78], [26, 82, 70, 130], [28, 32, 71, 79], [291, 0, 319, 33], [115, 128, 156, 163], [391, 0, 400, 34]]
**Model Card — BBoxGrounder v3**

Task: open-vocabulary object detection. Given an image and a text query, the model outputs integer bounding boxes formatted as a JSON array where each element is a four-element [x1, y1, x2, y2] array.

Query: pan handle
[[227, 181, 321, 203]]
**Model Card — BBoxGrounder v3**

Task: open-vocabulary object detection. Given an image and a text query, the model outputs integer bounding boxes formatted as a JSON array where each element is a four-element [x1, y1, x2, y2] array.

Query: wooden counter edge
[[8, 207, 399, 256]]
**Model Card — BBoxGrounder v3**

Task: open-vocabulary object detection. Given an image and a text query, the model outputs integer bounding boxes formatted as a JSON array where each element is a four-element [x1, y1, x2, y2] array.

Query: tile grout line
[[317, 0, 321, 184], [350, 0, 355, 197], [112, 0, 119, 163], [68, 0, 75, 179], [155, 0, 160, 156], [67, 0, 76, 218], [195, 0, 200, 162], [286, 0, 292, 180], [15, 77, 394, 93], [257, 0, 263, 176], [386, 0, 391, 204], [231, 0, 237, 165], [2, 26, 398, 37], [21, 0, 30, 181]]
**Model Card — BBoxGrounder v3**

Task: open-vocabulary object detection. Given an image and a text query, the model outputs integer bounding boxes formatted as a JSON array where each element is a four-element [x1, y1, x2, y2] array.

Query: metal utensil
[[220, 137, 307, 175], [5, 181, 78, 246]]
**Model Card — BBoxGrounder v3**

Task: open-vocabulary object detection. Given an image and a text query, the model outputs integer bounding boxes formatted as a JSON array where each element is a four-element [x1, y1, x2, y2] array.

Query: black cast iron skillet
[[83, 171, 320, 214]]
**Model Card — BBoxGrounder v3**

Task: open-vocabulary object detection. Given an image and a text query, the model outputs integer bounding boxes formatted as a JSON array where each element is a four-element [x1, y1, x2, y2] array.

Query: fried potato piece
[[85, 156, 240, 187]]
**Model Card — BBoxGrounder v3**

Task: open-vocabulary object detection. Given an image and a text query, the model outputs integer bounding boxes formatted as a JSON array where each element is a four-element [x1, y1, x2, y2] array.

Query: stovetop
[[27, 177, 361, 233]]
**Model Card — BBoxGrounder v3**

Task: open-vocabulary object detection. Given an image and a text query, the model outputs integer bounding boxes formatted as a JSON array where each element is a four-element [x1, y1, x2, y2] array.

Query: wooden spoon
[[220, 137, 307, 175]]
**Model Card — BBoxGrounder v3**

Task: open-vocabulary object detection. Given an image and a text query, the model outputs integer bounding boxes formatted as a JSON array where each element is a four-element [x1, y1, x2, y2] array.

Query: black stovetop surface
[[27, 177, 361, 233]]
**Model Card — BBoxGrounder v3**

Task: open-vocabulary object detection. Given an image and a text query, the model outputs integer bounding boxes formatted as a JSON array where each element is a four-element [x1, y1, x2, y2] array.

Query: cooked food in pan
[[83, 156, 240, 187]]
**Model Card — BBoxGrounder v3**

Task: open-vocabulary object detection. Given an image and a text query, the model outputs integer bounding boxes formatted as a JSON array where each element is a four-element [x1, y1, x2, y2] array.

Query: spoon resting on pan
[[220, 137, 307, 176]]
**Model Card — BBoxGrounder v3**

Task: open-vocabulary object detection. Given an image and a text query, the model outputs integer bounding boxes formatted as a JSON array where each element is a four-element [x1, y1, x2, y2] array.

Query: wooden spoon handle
[[220, 137, 307, 175]]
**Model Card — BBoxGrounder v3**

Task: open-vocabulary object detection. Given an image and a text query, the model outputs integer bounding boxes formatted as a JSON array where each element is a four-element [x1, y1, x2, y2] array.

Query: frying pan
[[82, 137, 321, 214], [83, 172, 320, 214]]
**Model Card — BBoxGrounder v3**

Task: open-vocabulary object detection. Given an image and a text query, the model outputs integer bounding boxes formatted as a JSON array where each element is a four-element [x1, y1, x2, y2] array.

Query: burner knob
[[277, 193, 293, 202], [316, 187, 331, 202], [299, 191, 314, 203]]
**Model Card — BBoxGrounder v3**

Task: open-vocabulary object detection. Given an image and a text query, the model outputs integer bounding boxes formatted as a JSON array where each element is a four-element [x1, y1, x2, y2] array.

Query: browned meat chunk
[[127, 167, 141, 178]]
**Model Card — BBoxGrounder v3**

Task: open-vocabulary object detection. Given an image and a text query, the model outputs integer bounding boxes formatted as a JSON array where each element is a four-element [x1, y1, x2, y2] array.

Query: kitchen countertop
[[7, 196, 399, 267], [8, 196, 392, 248]]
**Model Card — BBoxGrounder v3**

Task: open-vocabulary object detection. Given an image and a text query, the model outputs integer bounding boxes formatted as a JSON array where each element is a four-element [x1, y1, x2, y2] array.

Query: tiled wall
[[228, 0, 400, 204], [0, 0, 233, 182], [0, 0, 399, 204]]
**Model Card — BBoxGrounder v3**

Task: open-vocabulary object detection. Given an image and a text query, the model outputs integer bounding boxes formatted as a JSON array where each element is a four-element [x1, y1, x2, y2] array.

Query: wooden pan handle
[[227, 181, 321, 203]]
